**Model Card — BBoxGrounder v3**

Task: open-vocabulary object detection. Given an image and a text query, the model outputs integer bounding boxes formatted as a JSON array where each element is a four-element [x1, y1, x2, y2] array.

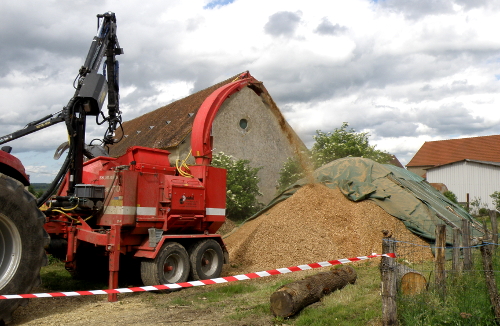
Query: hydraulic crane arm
[[0, 12, 124, 203], [0, 12, 123, 147], [0, 113, 65, 146], [75, 11, 123, 141]]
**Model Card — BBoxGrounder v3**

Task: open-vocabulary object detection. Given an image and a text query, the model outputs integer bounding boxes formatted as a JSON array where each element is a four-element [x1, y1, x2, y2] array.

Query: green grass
[[40, 256, 107, 292], [292, 264, 382, 326], [226, 303, 270, 321], [397, 249, 500, 326], [398, 273, 496, 325], [169, 297, 193, 306], [39, 259, 385, 324], [198, 282, 257, 302], [39, 251, 500, 325]]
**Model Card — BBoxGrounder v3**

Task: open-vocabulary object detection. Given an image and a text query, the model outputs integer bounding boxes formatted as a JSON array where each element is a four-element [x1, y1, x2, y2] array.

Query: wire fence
[[382, 225, 500, 326]]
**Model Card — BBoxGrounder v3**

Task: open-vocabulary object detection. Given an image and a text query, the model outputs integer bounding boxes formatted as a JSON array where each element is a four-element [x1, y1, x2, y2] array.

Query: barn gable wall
[[173, 87, 301, 204], [108, 73, 305, 206]]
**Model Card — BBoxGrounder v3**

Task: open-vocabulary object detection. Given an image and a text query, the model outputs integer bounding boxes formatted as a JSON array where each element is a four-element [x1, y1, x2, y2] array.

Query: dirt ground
[[12, 292, 213, 326], [10, 266, 309, 326]]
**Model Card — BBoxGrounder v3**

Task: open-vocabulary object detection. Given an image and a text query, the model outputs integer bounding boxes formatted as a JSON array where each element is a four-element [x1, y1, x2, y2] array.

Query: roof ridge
[[426, 134, 500, 143], [108, 72, 255, 157]]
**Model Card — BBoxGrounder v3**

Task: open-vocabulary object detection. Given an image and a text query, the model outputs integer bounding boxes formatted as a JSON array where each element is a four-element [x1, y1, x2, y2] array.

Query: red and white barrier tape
[[0, 253, 395, 300]]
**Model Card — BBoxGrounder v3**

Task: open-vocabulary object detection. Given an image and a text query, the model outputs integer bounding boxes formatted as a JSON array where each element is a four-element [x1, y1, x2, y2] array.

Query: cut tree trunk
[[270, 266, 357, 317], [396, 263, 427, 295]]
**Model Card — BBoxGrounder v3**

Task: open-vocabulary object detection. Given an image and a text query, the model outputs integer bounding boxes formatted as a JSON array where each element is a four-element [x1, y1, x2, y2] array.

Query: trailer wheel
[[0, 174, 49, 325], [140, 242, 190, 289], [189, 239, 223, 280]]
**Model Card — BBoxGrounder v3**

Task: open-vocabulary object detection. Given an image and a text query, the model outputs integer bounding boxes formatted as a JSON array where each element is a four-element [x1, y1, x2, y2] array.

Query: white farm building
[[407, 135, 500, 210], [426, 159, 500, 209]]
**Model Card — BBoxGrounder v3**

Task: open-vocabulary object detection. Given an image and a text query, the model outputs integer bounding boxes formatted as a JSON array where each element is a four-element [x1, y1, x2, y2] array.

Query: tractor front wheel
[[0, 174, 49, 325], [140, 242, 190, 290]]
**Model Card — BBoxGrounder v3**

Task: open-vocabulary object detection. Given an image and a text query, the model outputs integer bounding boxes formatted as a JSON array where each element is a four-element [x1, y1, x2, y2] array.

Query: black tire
[[140, 242, 190, 289], [188, 239, 223, 280], [0, 174, 49, 325]]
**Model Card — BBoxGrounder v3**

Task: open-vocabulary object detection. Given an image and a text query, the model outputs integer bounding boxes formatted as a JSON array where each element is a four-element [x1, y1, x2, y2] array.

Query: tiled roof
[[407, 135, 500, 167], [109, 73, 241, 157], [389, 155, 404, 168]]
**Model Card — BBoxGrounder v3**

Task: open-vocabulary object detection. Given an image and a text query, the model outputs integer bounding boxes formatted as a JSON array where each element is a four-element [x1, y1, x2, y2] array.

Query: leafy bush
[[470, 197, 488, 216], [277, 157, 306, 193], [443, 190, 458, 204], [479, 208, 489, 216], [490, 191, 500, 210], [28, 185, 43, 198], [211, 152, 263, 221], [277, 122, 392, 191]]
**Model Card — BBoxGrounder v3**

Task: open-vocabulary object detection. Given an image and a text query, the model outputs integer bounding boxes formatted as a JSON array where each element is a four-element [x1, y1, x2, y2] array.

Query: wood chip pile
[[224, 183, 433, 273]]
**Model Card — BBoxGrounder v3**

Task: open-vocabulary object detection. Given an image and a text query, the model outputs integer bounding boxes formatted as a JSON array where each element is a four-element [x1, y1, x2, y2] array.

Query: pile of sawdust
[[224, 183, 432, 273], [217, 218, 236, 236]]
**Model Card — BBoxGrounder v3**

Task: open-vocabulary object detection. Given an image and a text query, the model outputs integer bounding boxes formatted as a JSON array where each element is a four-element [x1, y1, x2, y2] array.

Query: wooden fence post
[[381, 230, 398, 326], [489, 210, 498, 248], [452, 228, 462, 274], [480, 239, 500, 321], [462, 220, 473, 271], [434, 224, 446, 295]]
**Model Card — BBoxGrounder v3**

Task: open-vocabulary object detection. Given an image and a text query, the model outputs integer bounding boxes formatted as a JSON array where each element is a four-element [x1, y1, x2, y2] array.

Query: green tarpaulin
[[250, 157, 483, 245]]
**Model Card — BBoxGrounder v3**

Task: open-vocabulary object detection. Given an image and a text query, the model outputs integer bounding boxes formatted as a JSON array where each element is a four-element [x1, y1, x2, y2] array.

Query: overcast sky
[[2, 0, 500, 182]]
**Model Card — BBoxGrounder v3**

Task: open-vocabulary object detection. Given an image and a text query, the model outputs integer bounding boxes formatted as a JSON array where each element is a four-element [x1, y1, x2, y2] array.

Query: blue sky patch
[[204, 0, 235, 9]]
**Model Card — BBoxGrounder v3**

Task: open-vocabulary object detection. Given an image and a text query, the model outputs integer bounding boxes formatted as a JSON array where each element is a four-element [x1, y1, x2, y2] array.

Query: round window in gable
[[239, 119, 248, 130]]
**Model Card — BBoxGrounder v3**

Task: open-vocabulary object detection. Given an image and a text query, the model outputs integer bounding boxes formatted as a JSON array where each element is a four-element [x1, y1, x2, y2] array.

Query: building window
[[239, 119, 248, 130]]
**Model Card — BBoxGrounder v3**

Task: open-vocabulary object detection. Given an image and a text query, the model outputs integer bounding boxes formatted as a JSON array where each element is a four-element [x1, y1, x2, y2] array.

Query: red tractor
[[0, 12, 259, 324]]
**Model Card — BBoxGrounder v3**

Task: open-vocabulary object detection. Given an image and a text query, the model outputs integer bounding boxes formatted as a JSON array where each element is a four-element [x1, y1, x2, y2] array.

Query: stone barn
[[109, 72, 305, 204]]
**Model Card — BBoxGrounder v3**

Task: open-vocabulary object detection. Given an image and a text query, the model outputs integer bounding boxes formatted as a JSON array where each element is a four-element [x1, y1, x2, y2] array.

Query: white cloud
[[2, 0, 500, 181]]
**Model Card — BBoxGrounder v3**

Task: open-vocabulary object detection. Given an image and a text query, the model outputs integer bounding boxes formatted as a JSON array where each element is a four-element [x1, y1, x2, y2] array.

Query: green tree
[[491, 191, 500, 210], [277, 157, 306, 193], [277, 122, 393, 191], [311, 122, 392, 167], [28, 185, 43, 198], [211, 152, 263, 221]]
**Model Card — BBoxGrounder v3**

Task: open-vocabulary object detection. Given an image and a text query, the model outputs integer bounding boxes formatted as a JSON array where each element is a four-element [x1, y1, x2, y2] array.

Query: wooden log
[[270, 266, 357, 317], [396, 264, 427, 295]]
